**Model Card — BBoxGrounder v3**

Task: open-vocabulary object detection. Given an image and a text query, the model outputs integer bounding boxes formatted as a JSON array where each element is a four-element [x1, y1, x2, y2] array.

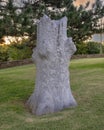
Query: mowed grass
[[0, 58, 104, 130]]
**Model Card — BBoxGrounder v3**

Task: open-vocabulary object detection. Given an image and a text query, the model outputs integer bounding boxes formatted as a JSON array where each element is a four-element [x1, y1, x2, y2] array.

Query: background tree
[[0, 0, 104, 45], [41, 0, 104, 44], [20, 0, 104, 45], [0, 0, 36, 47]]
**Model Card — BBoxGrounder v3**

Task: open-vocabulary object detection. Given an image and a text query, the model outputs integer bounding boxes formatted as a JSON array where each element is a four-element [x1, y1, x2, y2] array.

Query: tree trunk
[[27, 15, 77, 115]]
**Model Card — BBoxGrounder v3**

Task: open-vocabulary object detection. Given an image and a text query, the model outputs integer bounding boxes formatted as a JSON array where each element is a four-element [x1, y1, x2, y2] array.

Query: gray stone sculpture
[[27, 15, 77, 115]]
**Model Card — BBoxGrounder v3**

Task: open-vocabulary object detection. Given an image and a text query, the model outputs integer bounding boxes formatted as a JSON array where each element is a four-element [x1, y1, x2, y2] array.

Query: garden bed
[[0, 54, 104, 69]]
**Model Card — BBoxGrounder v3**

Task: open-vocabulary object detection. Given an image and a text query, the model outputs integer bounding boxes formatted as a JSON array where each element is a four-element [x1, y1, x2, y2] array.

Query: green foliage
[[0, 0, 36, 41], [32, 0, 104, 43], [0, 45, 9, 61], [76, 42, 88, 54], [7, 40, 33, 61], [0, 0, 104, 44], [8, 45, 32, 61], [103, 44, 104, 53], [87, 42, 100, 54], [0, 41, 103, 62], [75, 42, 103, 54], [0, 0, 104, 59], [0, 39, 33, 62]]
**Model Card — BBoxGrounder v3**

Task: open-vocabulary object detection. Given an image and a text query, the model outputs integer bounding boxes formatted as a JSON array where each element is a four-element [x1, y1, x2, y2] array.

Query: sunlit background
[[2, 36, 29, 45]]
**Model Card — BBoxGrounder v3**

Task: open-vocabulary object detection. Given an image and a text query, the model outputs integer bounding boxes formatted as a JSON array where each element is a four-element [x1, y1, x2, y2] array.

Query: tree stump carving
[[27, 15, 77, 115]]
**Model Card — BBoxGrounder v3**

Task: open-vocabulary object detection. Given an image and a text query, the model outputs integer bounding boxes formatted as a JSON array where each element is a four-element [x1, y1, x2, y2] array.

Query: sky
[[75, 0, 104, 6], [74, 0, 95, 7]]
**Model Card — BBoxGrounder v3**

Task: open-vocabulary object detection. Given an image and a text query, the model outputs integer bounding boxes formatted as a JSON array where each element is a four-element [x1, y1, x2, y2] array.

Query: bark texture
[[27, 15, 77, 115]]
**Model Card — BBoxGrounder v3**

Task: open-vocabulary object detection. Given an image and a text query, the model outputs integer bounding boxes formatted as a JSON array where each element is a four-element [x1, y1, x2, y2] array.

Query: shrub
[[75, 42, 88, 54], [0, 44, 9, 61], [102, 44, 104, 53], [75, 41, 102, 54], [8, 44, 32, 61], [87, 42, 100, 54], [0, 38, 34, 61]]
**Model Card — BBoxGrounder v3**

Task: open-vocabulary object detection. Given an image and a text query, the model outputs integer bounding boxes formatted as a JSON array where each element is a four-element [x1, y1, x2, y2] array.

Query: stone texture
[[27, 15, 77, 115]]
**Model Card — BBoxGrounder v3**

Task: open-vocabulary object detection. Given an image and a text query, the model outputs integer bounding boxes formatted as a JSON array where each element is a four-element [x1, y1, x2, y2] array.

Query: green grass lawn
[[0, 58, 104, 130]]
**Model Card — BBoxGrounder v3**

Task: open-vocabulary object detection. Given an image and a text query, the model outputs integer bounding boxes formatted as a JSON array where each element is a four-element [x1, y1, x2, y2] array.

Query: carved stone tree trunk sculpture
[[27, 15, 77, 115]]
